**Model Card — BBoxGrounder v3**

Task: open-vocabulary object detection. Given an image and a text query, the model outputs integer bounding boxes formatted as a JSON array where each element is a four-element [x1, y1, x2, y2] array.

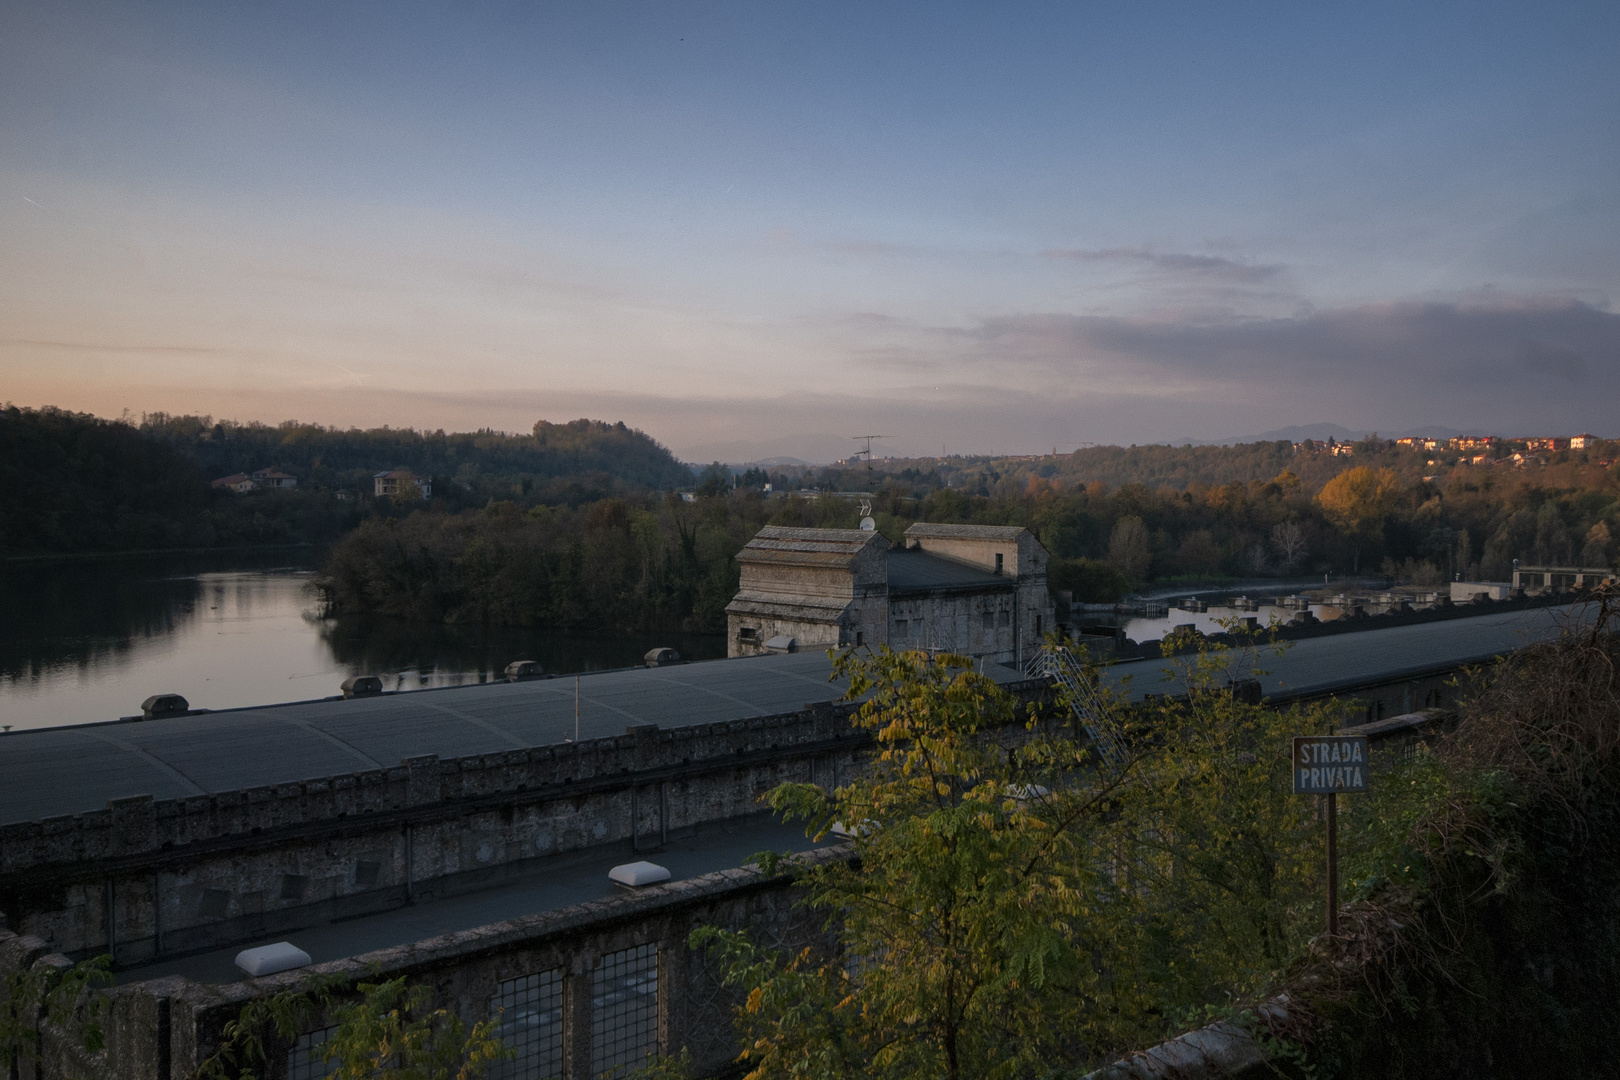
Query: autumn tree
[[1317, 466, 1404, 569], [691, 640, 1337, 1079]]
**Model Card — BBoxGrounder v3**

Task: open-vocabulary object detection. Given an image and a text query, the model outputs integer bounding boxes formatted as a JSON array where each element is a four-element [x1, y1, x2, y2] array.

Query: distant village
[[211, 466, 430, 499]]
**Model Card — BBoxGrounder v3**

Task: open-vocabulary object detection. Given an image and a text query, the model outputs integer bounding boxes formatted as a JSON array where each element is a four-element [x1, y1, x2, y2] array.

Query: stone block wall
[[1, 854, 841, 1080], [0, 699, 890, 964]]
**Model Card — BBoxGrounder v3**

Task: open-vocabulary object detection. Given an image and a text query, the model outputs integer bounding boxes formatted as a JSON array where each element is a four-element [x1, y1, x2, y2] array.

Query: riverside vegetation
[[314, 455, 1620, 633], [6, 405, 1618, 629]]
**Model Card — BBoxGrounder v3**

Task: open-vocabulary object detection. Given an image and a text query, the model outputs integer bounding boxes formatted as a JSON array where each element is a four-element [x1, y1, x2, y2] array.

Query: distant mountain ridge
[[1173, 423, 1470, 447]]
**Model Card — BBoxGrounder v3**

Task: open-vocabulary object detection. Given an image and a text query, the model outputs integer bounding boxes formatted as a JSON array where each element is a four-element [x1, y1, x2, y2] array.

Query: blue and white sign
[[1292, 735, 1370, 794]]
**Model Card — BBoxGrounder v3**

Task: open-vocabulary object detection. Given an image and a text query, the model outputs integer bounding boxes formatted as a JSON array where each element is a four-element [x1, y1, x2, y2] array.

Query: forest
[[0, 406, 693, 556], [7, 405, 1618, 631], [316, 451, 1620, 632]]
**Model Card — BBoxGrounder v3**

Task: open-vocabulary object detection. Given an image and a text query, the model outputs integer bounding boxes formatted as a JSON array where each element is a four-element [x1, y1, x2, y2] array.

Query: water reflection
[[316, 616, 728, 689], [0, 552, 723, 731]]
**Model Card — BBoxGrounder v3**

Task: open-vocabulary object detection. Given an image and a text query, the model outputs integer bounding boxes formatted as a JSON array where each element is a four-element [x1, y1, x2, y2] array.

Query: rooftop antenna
[[851, 434, 887, 471]]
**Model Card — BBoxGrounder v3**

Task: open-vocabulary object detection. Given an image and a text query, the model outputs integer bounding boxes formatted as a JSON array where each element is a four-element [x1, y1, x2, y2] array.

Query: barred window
[[591, 944, 659, 1078], [489, 970, 565, 1079], [287, 1026, 338, 1080]]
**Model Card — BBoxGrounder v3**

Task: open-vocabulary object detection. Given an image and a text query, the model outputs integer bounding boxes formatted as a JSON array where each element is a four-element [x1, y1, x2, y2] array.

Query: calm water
[[0, 551, 724, 731]]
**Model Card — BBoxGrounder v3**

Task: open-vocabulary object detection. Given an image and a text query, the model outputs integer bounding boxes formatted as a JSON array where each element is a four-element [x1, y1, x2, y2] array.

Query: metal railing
[[1026, 645, 1126, 770]]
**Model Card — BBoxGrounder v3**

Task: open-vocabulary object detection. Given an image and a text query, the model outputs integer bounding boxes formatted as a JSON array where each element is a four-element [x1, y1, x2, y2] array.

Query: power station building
[[725, 523, 1056, 666]]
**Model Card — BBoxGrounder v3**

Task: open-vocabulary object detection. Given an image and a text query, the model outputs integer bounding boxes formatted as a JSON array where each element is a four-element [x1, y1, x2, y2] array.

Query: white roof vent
[[763, 635, 797, 654], [235, 941, 312, 977], [608, 861, 671, 888]]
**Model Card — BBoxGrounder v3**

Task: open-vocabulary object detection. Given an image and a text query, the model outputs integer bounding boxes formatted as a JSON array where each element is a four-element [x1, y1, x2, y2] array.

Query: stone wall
[[0, 699, 897, 964], [1, 852, 843, 1080]]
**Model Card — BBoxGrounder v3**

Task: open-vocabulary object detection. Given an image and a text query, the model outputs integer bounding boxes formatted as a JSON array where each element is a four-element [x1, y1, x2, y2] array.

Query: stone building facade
[[725, 523, 1055, 668]]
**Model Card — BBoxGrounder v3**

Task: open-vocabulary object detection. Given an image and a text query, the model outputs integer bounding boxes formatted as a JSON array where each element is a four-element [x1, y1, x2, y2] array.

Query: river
[[0, 550, 725, 731]]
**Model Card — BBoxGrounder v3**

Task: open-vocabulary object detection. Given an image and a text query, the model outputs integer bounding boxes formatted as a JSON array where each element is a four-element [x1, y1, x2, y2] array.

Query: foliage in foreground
[[198, 973, 506, 1080], [0, 954, 111, 1070], [690, 635, 1345, 1080], [1279, 593, 1620, 1078]]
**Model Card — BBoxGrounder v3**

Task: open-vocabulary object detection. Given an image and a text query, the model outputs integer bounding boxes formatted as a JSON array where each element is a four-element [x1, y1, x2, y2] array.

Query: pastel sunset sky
[[3, 1, 1618, 460]]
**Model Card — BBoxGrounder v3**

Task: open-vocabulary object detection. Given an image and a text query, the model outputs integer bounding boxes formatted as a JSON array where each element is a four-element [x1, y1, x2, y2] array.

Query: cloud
[[1039, 246, 1285, 283], [955, 296, 1620, 385]]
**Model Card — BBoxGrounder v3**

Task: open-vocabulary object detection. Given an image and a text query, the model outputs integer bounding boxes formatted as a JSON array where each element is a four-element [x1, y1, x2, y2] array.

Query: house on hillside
[[1570, 434, 1596, 450], [210, 473, 256, 493], [725, 523, 1054, 666], [373, 469, 431, 498], [251, 468, 298, 489]]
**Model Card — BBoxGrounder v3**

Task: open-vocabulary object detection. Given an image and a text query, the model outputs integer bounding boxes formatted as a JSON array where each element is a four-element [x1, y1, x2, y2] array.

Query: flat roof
[[118, 811, 831, 986], [0, 650, 1027, 827], [0, 606, 1578, 828], [1101, 604, 1573, 702], [886, 549, 1008, 594]]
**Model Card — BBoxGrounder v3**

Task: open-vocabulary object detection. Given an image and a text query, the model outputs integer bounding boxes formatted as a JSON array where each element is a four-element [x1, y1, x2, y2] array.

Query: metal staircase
[[1026, 645, 1127, 770]]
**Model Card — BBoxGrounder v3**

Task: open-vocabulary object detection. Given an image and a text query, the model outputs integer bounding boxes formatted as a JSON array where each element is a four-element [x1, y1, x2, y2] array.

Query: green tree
[[199, 974, 506, 1080], [1107, 515, 1152, 579], [693, 637, 1336, 1080]]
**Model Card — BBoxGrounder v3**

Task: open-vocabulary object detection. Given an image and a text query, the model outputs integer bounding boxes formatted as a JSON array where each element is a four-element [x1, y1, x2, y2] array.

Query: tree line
[[0, 406, 695, 557], [315, 452, 1620, 632]]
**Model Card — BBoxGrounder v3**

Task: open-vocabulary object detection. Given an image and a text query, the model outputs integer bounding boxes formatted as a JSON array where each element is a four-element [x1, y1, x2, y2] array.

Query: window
[[287, 1027, 339, 1080], [738, 627, 759, 643], [994, 553, 1004, 574], [591, 944, 659, 1078], [894, 619, 907, 638], [490, 970, 565, 1079], [855, 631, 865, 646], [1035, 616, 1043, 636], [981, 612, 994, 631], [997, 611, 1010, 629]]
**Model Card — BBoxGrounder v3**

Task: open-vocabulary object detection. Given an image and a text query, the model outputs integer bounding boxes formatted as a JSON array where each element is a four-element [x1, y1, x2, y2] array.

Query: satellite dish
[[859, 517, 876, 531]]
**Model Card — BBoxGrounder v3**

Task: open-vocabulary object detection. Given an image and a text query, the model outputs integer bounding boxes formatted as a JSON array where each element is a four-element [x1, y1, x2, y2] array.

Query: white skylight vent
[[609, 861, 672, 887]]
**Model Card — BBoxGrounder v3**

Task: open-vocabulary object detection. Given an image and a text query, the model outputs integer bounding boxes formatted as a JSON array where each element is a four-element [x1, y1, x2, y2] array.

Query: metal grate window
[[489, 969, 565, 1079], [591, 944, 659, 1078], [287, 1026, 339, 1080]]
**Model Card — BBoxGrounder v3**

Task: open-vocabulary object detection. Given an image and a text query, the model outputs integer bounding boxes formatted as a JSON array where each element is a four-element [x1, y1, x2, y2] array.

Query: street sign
[[1292, 735, 1370, 795]]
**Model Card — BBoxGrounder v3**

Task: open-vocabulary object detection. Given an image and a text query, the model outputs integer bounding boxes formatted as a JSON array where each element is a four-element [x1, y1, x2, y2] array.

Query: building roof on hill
[[734, 526, 887, 569], [904, 523, 1029, 541]]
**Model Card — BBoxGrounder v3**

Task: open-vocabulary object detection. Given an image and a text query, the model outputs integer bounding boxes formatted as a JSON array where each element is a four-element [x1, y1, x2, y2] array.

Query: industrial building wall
[[0, 704, 876, 964], [4, 855, 839, 1080]]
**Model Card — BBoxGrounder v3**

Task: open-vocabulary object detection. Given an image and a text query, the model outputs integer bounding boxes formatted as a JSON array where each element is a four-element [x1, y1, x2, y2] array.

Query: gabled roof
[[735, 527, 888, 569], [904, 523, 1029, 541]]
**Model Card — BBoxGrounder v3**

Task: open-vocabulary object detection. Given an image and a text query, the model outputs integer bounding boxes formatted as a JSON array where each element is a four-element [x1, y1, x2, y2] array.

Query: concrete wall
[[0, 701, 891, 965], [1, 853, 841, 1080]]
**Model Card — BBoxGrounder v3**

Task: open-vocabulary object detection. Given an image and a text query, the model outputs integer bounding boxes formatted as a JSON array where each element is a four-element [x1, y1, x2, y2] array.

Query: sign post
[[1292, 735, 1369, 937]]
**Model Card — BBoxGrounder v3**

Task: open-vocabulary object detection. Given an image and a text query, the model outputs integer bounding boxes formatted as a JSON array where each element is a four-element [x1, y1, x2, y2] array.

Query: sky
[[2, 1, 1618, 462]]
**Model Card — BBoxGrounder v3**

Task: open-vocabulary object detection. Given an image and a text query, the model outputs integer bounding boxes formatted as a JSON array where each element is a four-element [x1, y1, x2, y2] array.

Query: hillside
[[0, 408, 696, 557], [0, 406, 215, 554], [139, 415, 693, 498]]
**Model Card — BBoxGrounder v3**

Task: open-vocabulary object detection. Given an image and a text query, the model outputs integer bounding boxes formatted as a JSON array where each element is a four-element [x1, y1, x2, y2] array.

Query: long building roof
[[0, 605, 1575, 827]]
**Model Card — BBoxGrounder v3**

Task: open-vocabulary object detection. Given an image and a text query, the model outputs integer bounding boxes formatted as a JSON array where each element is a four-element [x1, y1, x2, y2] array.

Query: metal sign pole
[[1293, 734, 1367, 941], [1325, 790, 1338, 937]]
